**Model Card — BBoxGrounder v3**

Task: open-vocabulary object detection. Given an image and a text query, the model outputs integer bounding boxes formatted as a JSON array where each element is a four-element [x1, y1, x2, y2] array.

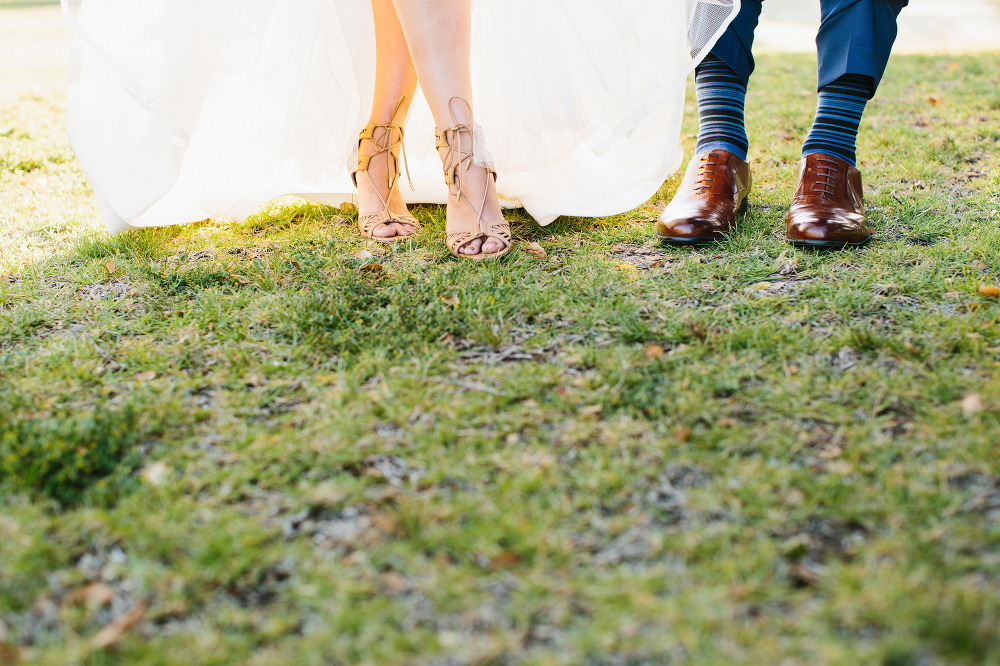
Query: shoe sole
[[785, 235, 872, 249], [656, 198, 749, 247], [656, 235, 721, 246]]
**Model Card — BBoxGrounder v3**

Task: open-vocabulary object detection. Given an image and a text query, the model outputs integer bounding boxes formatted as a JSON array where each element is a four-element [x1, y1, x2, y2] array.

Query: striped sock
[[694, 54, 749, 161], [801, 74, 873, 167]]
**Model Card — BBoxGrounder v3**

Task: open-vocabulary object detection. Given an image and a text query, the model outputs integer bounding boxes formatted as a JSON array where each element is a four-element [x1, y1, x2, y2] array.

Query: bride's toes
[[482, 238, 504, 254], [390, 222, 413, 237], [370, 223, 397, 239], [461, 238, 484, 255]]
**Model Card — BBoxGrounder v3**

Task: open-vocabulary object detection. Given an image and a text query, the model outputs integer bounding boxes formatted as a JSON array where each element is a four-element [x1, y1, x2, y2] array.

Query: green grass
[[2, 53, 1000, 665]]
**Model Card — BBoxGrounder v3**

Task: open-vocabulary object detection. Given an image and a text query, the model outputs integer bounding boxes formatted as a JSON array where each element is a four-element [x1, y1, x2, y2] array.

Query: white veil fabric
[[61, 0, 739, 232]]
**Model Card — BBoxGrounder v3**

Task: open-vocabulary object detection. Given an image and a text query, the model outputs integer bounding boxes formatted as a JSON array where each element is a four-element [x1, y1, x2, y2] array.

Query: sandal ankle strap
[[351, 96, 413, 192]]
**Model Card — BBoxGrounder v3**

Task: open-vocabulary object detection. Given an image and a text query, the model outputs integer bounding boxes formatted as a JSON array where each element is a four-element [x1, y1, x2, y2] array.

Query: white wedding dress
[[61, 0, 738, 232]]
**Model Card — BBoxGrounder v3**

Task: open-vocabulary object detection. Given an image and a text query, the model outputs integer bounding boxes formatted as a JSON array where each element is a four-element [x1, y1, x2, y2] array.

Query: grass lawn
[[2, 53, 1000, 665]]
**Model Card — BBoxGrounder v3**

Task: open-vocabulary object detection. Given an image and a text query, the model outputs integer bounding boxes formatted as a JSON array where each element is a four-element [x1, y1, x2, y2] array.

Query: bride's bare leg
[[390, 0, 506, 255], [361, 0, 419, 239]]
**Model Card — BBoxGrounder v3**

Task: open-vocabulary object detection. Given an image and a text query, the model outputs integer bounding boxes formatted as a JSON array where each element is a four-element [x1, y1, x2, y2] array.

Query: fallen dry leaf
[[65, 583, 114, 611], [686, 319, 708, 343], [90, 604, 146, 650], [962, 393, 985, 418], [644, 344, 665, 359], [105, 261, 117, 274], [0, 642, 22, 665], [381, 572, 411, 593], [578, 404, 603, 417], [291, 261, 301, 270], [520, 450, 555, 468], [231, 274, 252, 285], [353, 249, 374, 261], [131, 370, 156, 382], [782, 489, 806, 507], [978, 285, 1000, 297], [442, 295, 460, 307], [489, 552, 522, 570], [789, 563, 821, 587], [716, 417, 738, 428], [673, 426, 692, 442], [524, 242, 547, 259], [928, 96, 942, 106], [617, 262, 638, 274], [141, 462, 170, 487], [370, 513, 398, 534], [826, 460, 854, 476], [817, 445, 844, 460]]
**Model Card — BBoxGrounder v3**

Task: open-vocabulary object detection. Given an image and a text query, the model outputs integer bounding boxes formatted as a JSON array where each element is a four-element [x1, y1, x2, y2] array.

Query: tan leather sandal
[[434, 97, 511, 260], [350, 97, 419, 243]]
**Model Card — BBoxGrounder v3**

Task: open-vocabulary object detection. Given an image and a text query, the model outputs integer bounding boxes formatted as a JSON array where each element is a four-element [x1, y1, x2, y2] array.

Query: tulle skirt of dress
[[61, 0, 739, 232]]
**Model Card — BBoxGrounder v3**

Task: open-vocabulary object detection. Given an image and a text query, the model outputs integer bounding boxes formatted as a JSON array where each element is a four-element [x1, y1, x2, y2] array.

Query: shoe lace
[[811, 157, 839, 198], [694, 152, 720, 194], [438, 98, 476, 204], [437, 97, 493, 238], [366, 96, 414, 198]]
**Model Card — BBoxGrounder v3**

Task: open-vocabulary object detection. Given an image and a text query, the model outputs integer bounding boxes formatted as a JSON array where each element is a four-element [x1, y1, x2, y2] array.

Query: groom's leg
[[707, 0, 763, 90], [816, 0, 907, 93], [786, 0, 906, 248], [656, 0, 761, 245], [803, 0, 907, 165], [693, 0, 763, 159]]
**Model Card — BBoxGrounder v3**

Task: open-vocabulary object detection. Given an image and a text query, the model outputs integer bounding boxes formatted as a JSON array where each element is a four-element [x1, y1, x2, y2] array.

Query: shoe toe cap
[[657, 211, 729, 240], [787, 207, 869, 243]]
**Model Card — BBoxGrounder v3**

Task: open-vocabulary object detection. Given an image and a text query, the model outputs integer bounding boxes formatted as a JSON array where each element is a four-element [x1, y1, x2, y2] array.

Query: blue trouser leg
[[708, 0, 763, 87], [817, 0, 907, 96], [709, 0, 906, 94]]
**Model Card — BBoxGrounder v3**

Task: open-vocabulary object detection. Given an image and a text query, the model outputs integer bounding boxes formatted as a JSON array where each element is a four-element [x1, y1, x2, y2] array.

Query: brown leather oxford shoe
[[786, 153, 872, 248], [657, 149, 752, 245]]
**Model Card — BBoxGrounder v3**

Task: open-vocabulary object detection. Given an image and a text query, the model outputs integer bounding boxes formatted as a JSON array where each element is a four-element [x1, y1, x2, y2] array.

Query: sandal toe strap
[[360, 211, 420, 240], [483, 222, 511, 251], [446, 223, 511, 256], [359, 211, 393, 239]]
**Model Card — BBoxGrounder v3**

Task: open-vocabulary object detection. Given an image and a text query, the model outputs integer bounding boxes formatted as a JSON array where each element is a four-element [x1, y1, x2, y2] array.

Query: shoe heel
[[737, 196, 749, 217]]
